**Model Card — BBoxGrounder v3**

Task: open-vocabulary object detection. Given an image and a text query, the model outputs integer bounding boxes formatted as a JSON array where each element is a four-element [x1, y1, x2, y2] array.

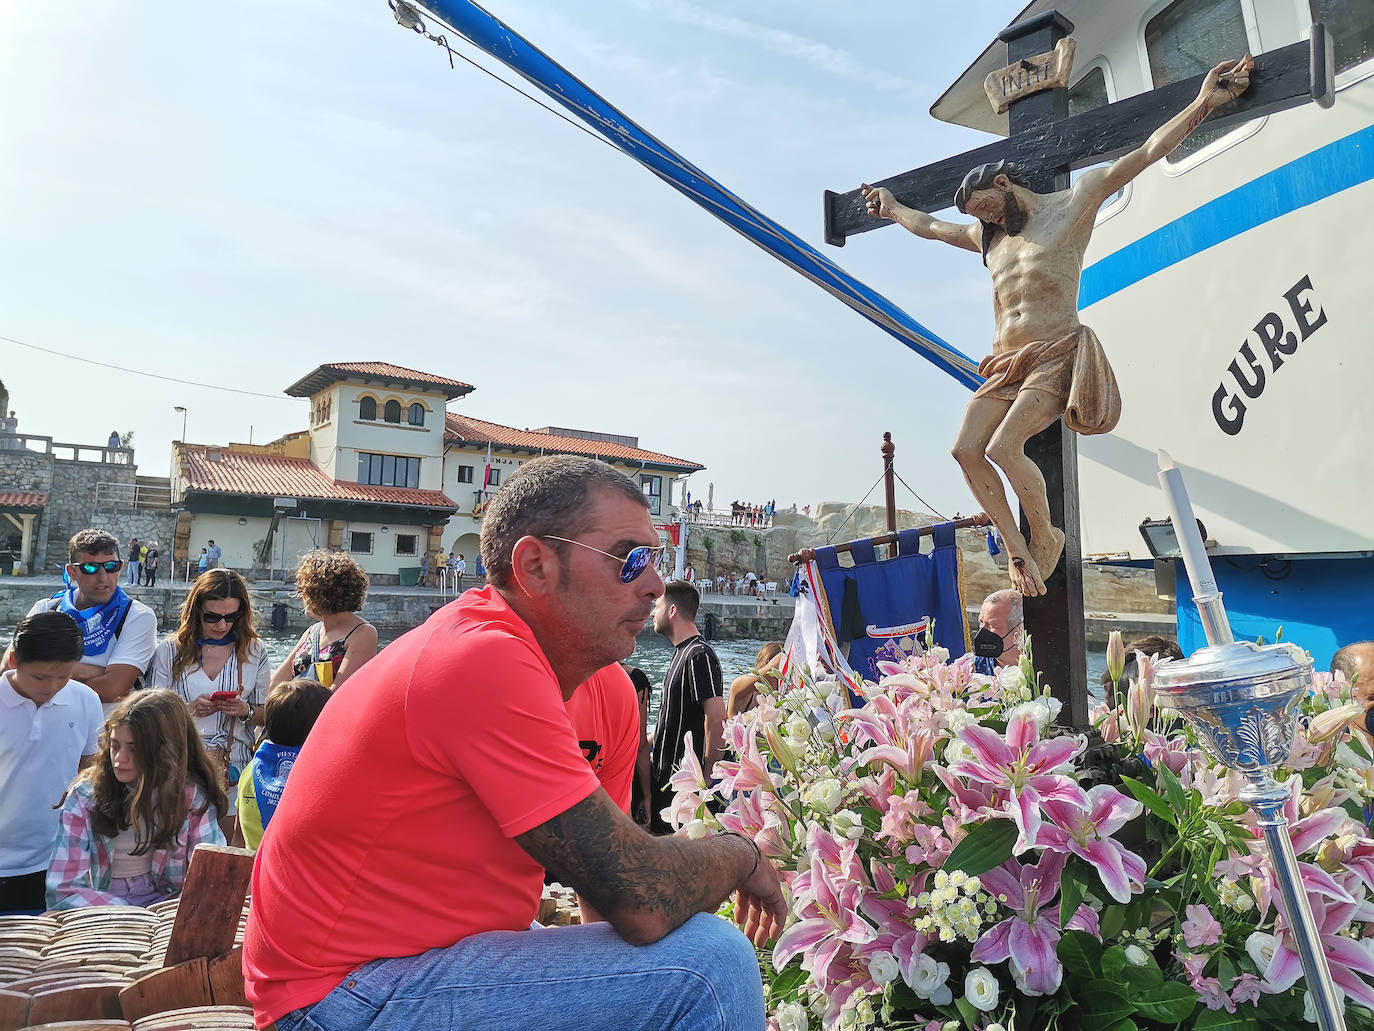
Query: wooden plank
[[823, 39, 1313, 244], [205, 948, 246, 1009], [26, 983, 124, 1024], [985, 36, 1076, 113], [118, 960, 211, 1024], [162, 847, 254, 968], [0, 987, 29, 1031], [20, 1022, 132, 1030]]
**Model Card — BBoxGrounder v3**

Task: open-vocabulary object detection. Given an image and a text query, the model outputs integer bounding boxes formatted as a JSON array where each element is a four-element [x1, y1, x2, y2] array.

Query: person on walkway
[[125, 537, 141, 586], [727, 642, 783, 719], [649, 580, 725, 835], [147, 569, 271, 841], [143, 541, 159, 588], [243, 455, 783, 1031], [272, 550, 377, 691], [418, 550, 432, 588], [0, 613, 102, 915], [19, 529, 157, 718], [205, 540, 221, 570], [197, 548, 208, 575], [47, 689, 226, 909], [235, 678, 332, 850]]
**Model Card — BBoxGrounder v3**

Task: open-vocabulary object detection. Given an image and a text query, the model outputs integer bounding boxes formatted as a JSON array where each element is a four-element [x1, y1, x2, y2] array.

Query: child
[[47, 689, 227, 909], [0, 612, 103, 915], [235, 679, 332, 849]]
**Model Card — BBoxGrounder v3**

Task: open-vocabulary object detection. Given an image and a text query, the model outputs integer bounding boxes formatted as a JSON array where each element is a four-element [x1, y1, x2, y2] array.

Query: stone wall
[[0, 448, 56, 571], [683, 503, 1170, 617], [46, 459, 139, 561]]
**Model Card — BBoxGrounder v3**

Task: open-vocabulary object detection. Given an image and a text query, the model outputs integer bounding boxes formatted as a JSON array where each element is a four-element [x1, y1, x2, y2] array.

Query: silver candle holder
[[1152, 452, 1344, 1031]]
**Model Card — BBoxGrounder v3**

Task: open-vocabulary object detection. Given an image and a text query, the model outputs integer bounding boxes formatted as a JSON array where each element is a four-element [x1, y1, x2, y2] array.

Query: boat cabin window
[[1067, 67, 1108, 117], [1310, 0, 1374, 74], [1145, 0, 1251, 162]]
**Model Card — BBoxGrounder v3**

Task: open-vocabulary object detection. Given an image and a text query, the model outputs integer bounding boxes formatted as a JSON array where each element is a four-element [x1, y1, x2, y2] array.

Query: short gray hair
[[983, 589, 1023, 630], [480, 455, 649, 588], [69, 528, 120, 562]]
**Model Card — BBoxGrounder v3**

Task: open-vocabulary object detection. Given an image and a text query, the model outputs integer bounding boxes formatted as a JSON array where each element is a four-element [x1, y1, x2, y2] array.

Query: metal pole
[[1244, 776, 1345, 1031]]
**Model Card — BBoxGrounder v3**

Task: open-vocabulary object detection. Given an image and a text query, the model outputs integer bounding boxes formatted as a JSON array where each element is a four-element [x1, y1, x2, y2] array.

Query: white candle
[[1157, 450, 1232, 646]]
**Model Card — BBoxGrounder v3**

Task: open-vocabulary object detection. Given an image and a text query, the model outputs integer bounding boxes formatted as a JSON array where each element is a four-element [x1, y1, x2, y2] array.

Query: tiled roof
[[0, 491, 48, 509], [180, 448, 457, 509], [285, 362, 475, 400], [445, 414, 705, 472]]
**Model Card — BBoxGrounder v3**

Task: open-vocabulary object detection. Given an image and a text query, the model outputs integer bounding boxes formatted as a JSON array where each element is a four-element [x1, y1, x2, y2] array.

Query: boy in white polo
[[0, 611, 104, 914]]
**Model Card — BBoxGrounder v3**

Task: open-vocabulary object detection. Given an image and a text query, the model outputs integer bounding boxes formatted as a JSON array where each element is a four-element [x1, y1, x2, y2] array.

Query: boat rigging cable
[[394, 0, 983, 391]]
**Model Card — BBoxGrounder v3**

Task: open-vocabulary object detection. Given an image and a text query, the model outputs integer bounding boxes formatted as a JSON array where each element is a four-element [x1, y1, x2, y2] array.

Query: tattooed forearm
[[516, 789, 753, 945]]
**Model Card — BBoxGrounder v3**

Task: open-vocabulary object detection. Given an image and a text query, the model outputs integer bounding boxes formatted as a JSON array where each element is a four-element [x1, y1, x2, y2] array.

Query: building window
[[1145, 0, 1251, 162], [395, 533, 418, 556], [1311, 0, 1374, 74], [1067, 66, 1107, 117], [383, 400, 402, 424], [349, 531, 373, 554], [311, 396, 332, 427], [357, 452, 421, 489], [486, 467, 501, 487], [408, 403, 426, 426], [456, 464, 474, 483], [641, 474, 662, 517], [359, 396, 377, 421]]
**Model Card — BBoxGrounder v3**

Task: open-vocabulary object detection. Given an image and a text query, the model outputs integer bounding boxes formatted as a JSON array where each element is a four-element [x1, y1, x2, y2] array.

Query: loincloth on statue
[[972, 324, 1122, 435]]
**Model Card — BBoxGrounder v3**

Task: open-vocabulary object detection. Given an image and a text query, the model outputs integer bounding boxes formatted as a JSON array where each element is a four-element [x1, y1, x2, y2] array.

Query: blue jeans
[[274, 913, 764, 1031], [126, 561, 140, 584]]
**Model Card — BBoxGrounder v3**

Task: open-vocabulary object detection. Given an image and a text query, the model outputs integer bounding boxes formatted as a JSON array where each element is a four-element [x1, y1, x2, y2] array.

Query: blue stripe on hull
[[1080, 123, 1374, 308]]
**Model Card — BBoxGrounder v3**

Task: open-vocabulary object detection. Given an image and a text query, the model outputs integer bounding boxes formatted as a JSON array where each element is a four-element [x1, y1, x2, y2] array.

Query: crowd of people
[[730, 500, 774, 526], [6, 459, 1374, 1031], [418, 546, 477, 587]]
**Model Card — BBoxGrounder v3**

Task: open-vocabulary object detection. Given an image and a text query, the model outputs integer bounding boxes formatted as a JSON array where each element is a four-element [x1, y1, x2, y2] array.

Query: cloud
[[627, 0, 924, 95]]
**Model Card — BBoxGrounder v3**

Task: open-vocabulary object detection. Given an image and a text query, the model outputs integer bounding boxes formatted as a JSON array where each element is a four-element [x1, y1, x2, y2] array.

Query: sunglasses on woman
[[201, 611, 242, 625], [541, 535, 665, 584], [74, 560, 124, 575]]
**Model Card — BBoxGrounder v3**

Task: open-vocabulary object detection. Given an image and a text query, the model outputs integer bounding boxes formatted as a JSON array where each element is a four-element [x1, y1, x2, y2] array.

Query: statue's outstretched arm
[[1075, 55, 1254, 208], [860, 183, 982, 253]]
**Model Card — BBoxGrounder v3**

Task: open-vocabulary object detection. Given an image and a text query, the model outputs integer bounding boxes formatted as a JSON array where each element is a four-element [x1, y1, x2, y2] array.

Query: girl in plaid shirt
[[47, 689, 227, 909]]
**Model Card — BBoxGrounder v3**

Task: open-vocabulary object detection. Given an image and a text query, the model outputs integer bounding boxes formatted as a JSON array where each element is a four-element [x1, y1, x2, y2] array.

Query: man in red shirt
[[244, 455, 785, 1031]]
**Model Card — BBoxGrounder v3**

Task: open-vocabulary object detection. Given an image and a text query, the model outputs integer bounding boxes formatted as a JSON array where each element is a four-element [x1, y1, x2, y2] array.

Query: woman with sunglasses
[[147, 569, 271, 841]]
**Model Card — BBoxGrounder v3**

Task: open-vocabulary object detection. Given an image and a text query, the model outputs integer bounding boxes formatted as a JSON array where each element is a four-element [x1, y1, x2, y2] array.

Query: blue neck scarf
[[252, 740, 300, 829], [53, 582, 132, 657], [196, 632, 238, 647]]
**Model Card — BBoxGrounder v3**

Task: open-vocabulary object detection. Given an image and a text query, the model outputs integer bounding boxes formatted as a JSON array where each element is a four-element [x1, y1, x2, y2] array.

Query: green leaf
[[770, 959, 807, 998], [1060, 865, 1087, 927], [943, 818, 1018, 876], [1121, 776, 1176, 826], [1193, 1006, 1261, 1030], [955, 996, 981, 1026], [1102, 945, 1163, 991], [1058, 930, 1103, 979], [1158, 762, 1189, 815], [1076, 981, 1134, 1025], [1133, 981, 1199, 1022], [1099, 904, 1126, 941], [1105, 1021, 1139, 1031]]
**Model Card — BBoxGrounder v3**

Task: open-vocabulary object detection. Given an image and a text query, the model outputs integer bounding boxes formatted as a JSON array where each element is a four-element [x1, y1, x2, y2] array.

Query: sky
[[0, 0, 1028, 515]]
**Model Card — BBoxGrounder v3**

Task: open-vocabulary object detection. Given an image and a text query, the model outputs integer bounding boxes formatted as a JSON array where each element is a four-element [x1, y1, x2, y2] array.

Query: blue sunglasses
[[542, 535, 665, 583]]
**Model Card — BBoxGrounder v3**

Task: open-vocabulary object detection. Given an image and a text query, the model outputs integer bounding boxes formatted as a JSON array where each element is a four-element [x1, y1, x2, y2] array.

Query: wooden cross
[[826, 11, 1332, 727]]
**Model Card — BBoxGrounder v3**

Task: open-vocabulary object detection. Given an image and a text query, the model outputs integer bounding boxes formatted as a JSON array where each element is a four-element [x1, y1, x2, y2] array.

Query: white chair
[[765, 581, 778, 595]]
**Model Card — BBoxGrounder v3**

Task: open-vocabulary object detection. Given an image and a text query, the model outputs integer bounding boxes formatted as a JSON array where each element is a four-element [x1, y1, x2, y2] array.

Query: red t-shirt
[[243, 588, 638, 1027], [565, 663, 638, 814]]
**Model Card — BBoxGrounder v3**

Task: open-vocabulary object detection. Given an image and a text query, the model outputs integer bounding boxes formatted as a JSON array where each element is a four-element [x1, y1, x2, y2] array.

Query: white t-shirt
[[0, 673, 103, 875], [27, 596, 159, 719]]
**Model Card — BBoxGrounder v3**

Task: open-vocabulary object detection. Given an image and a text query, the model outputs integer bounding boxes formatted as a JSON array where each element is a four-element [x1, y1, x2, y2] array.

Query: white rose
[[1045, 694, 1063, 722], [832, 809, 864, 841], [987, 1025, 1006, 1031], [1246, 931, 1280, 975], [944, 736, 975, 765], [929, 646, 950, 663], [997, 665, 1025, 694], [776, 1001, 809, 1031], [785, 716, 812, 747], [684, 819, 710, 840], [906, 954, 951, 1002], [815, 720, 836, 743], [868, 950, 900, 985], [946, 708, 977, 732], [1124, 944, 1150, 967], [804, 778, 843, 814], [964, 967, 999, 1012], [1303, 991, 1316, 1024], [1008, 699, 1051, 730]]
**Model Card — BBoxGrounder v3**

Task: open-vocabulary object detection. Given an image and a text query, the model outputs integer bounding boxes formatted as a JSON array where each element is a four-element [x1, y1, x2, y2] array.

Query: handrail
[[787, 513, 991, 564]]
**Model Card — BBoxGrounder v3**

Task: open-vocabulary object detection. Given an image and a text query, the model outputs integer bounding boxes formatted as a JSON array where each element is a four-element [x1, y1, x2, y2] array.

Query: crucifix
[[827, 12, 1333, 727]]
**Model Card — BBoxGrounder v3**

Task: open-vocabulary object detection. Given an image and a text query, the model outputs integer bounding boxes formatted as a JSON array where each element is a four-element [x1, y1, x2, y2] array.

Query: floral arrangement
[[668, 635, 1374, 1031]]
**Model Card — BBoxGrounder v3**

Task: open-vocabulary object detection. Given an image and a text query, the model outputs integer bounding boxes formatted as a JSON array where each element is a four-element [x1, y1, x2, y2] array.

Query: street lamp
[[173, 406, 187, 442]]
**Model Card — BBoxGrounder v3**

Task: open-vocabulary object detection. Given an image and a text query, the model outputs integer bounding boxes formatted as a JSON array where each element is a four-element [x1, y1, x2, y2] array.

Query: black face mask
[[973, 626, 1006, 659], [1363, 706, 1374, 739]]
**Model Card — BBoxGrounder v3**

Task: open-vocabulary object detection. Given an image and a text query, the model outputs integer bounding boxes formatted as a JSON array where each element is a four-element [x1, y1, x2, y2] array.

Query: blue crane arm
[[413, 0, 983, 390]]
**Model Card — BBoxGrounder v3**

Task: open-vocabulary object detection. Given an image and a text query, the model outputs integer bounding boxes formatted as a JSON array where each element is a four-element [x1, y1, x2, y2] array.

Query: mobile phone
[[210, 691, 239, 701]]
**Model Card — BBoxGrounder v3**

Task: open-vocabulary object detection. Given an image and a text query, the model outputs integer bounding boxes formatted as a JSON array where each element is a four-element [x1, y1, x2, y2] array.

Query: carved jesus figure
[[862, 56, 1252, 597]]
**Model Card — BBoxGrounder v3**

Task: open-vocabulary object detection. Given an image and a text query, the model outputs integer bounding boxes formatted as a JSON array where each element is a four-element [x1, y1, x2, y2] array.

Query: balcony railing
[[94, 481, 173, 512]]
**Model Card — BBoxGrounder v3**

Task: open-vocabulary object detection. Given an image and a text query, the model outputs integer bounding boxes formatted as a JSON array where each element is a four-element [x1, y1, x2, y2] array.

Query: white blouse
[[148, 639, 271, 769]]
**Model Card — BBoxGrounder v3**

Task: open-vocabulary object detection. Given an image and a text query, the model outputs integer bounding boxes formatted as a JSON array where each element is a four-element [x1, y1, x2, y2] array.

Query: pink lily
[[970, 852, 1069, 996], [772, 825, 876, 974], [948, 711, 1088, 854], [664, 732, 714, 829], [877, 790, 932, 845], [1036, 784, 1145, 903], [841, 696, 937, 782], [1262, 895, 1374, 1008], [714, 720, 778, 795], [1181, 904, 1223, 948]]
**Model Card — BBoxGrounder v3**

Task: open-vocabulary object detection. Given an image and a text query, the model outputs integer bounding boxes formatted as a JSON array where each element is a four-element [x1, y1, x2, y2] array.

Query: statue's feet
[[1030, 526, 1066, 583], [1008, 553, 1046, 597]]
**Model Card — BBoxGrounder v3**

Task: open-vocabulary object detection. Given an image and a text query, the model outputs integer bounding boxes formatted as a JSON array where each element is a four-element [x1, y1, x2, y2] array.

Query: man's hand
[[734, 856, 788, 948], [861, 183, 899, 221], [1200, 54, 1253, 109], [71, 661, 105, 683]]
